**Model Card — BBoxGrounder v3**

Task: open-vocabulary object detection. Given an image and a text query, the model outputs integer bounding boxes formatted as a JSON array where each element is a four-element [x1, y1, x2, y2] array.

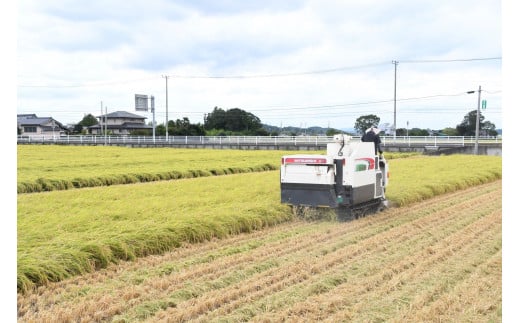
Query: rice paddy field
[[17, 146, 284, 193], [17, 145, 503, 322]]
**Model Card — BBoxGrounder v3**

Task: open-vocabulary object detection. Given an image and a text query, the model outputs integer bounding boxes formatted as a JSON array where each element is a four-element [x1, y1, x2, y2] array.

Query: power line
[[167, 62, 389, 79], [18, 76, 158, 88], [166, 57, 501, 79], [20, 90, 501, 121], [19, 90, 500, 114], [17, 62, 390, 88], [17, 56, 501, 87], [400, 57, 501, 63], [244, 92, 480, 112]]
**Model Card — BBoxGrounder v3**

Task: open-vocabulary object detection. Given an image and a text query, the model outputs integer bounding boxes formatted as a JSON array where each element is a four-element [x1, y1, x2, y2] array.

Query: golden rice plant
[[17, 172, 292, 293], [17, 145, 407, 193], [17, 146, 290, 193], [17, 153, 500, 293]]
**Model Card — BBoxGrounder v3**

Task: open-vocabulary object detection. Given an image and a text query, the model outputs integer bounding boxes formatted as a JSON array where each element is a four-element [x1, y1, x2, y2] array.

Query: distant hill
[[262, 124, 357, 136], [262, 124, 502, 137], [340, 127, 358, 134]]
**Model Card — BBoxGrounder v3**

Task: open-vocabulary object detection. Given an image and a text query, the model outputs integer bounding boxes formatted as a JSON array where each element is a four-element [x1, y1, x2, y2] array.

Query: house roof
[[89, 122, 152, 130], [17, 114, 38, 119], [97, 111, 147, 119], [18, 117, 50, 126], [17, 115, 65, 128]]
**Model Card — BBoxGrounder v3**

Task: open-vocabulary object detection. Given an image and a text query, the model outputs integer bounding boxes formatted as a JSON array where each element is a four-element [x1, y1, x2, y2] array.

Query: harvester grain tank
[[280, 134, 389, 220]]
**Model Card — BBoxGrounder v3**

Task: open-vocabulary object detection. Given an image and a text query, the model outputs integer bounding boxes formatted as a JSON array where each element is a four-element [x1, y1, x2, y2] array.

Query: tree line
[[353, 111, 498, 137], [73, 107, 498, 137]]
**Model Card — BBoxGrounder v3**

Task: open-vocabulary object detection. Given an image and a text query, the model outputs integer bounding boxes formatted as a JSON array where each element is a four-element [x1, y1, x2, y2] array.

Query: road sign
[[482, 99, 487, 110], [135, 94, 148, 111]]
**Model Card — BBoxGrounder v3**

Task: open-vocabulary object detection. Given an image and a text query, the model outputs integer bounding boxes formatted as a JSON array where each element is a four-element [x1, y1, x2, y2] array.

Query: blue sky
[[15, 0, 505, 130]]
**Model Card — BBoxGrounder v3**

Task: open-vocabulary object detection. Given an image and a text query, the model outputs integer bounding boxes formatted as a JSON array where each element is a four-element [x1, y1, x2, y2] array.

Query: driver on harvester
[[361, 126, 383, 155]]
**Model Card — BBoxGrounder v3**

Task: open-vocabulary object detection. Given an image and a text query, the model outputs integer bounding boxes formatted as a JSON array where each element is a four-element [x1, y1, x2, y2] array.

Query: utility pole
[[475, 85, 482, 155], [100, 101, 103, 136], [151, 95, 156, 143], [392, 60, 398, 139], [466, 86, 482, 155], [104, 106, 108, 145], [162, 75, 169, 141]]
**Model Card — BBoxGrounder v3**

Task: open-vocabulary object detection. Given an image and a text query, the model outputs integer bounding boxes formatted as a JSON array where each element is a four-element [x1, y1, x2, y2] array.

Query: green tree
[[408, 128, 429, 136], [167, 120, 176, 136], [244, 111, 262, 133], [354, 114, 380, 135], [456, 110, 496, 136], [155, 124, 166, 136], [396, 128, 407, 136], [130, 129, 152, 136], [226, 108, 246, 131], [204, 107, 227, 130], [326, 128, 343, 136], [171, 117, 206, 136], [74, 114, 98, 133], [204, 107, 262, 134], [442, 127, 458, 136], [481, 121, 498, 136]]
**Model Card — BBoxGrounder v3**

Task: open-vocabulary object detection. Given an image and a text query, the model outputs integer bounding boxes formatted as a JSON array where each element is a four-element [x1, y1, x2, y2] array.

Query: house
[[89, 111, 152, 135], [17, 114, 69, 137]]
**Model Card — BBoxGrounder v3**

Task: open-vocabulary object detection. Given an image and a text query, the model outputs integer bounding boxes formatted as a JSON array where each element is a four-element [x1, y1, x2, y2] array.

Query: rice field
[[17, 154, 501, 294], [17, 146, 503, 321], [17, 180, 502, 322], [16, 145, 410, 193], [17, 146, 285, 193]]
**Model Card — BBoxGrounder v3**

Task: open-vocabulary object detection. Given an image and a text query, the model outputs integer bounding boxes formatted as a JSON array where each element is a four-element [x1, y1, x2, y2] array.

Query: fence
[[17, 134, 502, 148]]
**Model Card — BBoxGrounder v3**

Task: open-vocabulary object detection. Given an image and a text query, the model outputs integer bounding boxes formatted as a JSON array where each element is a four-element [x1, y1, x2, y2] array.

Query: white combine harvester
[[280, 134, 389, 221]]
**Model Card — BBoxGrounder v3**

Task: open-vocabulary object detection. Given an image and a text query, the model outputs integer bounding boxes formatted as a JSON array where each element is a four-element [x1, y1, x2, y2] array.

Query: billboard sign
[[135, 94, 148, 111]]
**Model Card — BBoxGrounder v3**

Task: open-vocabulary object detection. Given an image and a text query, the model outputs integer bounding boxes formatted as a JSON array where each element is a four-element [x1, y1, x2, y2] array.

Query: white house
[[89, 111, 152, 135], [17, 114, 68, 138]]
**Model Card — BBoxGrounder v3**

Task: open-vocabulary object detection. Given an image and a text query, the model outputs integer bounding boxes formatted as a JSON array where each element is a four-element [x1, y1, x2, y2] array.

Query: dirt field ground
[[18, 180, 501, 322]]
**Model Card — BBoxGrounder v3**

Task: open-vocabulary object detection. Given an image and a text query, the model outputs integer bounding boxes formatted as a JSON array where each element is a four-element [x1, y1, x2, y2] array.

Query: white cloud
[[17, 0, 502, 130]]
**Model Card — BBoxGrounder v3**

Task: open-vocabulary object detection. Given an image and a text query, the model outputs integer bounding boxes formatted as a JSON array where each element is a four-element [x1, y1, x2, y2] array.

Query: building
[[89, 111, 152, 135], [17, 114, 69, 138]]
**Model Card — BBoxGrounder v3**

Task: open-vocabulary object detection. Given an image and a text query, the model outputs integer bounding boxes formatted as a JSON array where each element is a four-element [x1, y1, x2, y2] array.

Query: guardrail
[[17, 135, 502, 147]]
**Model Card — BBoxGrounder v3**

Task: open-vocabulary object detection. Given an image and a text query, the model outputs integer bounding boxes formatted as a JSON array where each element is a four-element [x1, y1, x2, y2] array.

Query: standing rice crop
[[17, 153, 501, 292]]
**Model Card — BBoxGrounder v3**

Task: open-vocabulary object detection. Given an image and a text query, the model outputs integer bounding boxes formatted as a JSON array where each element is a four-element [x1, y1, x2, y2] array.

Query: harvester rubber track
[[336, 198, 387, 222], [292, 198, 387, 222]]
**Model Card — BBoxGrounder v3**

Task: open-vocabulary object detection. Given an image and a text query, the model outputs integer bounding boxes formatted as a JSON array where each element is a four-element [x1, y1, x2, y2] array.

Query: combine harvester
[[280, 134, 389, 221]]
